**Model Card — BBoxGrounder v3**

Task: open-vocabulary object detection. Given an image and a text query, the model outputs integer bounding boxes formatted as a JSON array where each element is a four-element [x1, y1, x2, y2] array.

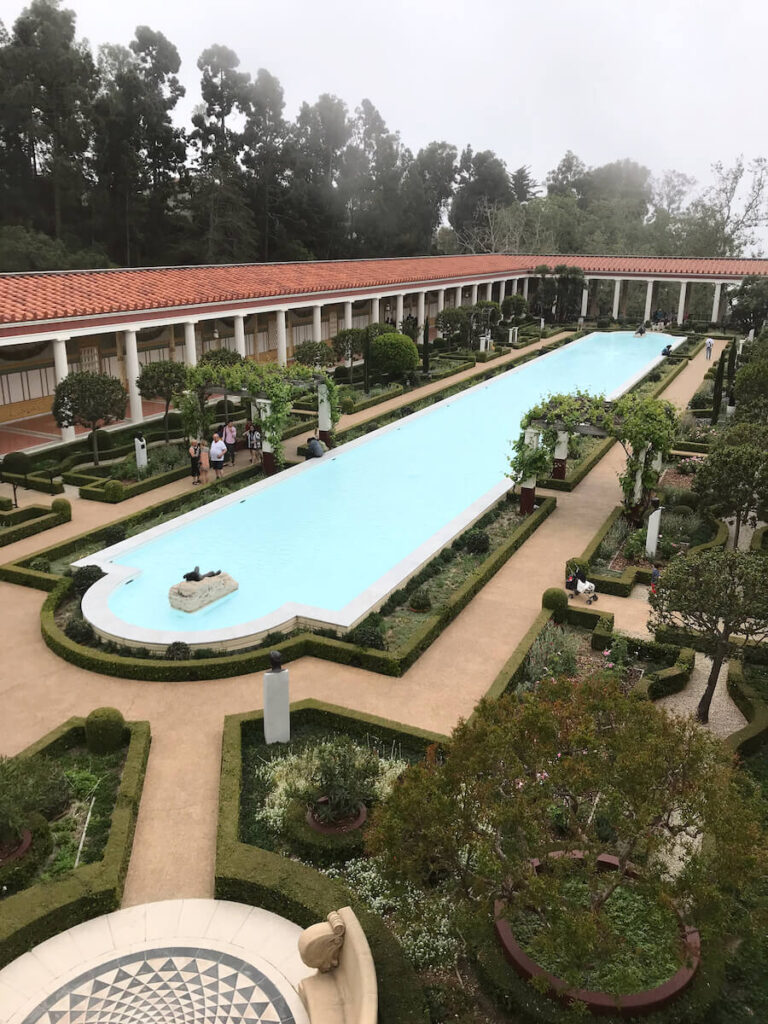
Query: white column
[[52, 337, 75, 441], [612, 279, 622, 320], [455, 285, 463, 308], [317, 382, 332, 443], [417, 291, 426, 327], [471, 283, 478, 305], [580, 283, 590, 318], [484, 281, 493, 301], [437, 289, 445, 313], [344, 301, 353, 330], [313, 304, 322, 341], [522, 278, 529, 301], [711, 282, 722, 324], [184, 321, 197, 367], [499, 279, 506, 308], [276, 309, 287, 366], [677, 281, 688, 325], [123, 329, 143, 424], [370, 296, 380, 324], [234, 315, 246, 358], [644, 280, 654, 323], [396, 293, 404, 326]]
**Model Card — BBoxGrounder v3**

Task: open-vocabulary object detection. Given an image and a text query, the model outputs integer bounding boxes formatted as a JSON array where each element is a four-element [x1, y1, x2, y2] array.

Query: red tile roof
[[1, 254, 766, 331]]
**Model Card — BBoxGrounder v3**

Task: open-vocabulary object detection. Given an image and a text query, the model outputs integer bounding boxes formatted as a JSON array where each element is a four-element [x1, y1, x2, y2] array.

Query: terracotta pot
[[494, 851, 700, 1017], [305, 802, 368, 835]]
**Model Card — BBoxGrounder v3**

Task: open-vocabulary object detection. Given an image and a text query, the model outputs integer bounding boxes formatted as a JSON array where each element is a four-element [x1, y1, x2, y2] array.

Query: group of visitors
[[188, 418, 263, 485]]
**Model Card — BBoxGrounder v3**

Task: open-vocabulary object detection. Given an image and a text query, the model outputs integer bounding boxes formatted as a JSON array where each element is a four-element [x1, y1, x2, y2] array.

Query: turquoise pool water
[[83, 331, 678, 642]]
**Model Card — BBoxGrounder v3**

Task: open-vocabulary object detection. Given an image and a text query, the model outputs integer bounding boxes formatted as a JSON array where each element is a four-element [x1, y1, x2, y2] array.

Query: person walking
[[223, 420, 237, 465], [210, 433, 227, 480], [705, 337, 714, 361], [188, 439, 201, 485]]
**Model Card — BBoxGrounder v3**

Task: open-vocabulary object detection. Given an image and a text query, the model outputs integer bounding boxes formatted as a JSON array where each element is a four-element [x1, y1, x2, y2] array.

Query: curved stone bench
[[297, 906, 377, 1024]]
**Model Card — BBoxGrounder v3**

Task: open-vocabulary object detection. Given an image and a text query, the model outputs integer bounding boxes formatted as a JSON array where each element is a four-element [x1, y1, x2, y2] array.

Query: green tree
[[200, 346, 242, 367], [369, 332, 418, 379], [693, 437, 768, 547], [293, 340, 334, 367], [729, 275, 768, 333], [501, 293, 528, 321], [711, 350, 726, 425], [136, 360, 187, 441], [52, 371, 127, 465], [435, 306, 469, 348], [609, 394, 678, 519], [650, 549, 768, 722], [450, 146, 512, 239], [368, 675, 766, 989], [734, 359, 768, 422], [332, 327, 365, 383]]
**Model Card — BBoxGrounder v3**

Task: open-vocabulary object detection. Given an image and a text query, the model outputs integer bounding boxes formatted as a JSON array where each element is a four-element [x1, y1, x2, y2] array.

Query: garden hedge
[[725, 661, 768, 756], [34, 496, 556, 681], [750, 525, 768, 554], [568, 507, 729, 598], [0, 502, 71, 547], [217, 701, 434, 1024], [0, 715, 150, 969], [78, 463, 191, 502]]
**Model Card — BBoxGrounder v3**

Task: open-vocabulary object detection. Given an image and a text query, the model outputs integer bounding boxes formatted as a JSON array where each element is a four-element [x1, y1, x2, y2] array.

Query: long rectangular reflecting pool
[[77, 332, 680, 648]]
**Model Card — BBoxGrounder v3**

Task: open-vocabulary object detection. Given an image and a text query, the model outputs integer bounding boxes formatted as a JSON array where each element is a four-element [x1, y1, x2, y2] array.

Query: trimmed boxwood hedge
[[0, 715, 150, 969], [0, 502, 72, 547], [725, 661, 768, 756], [79, 463, 191, 502], [218, 701, 435, 1024], [36, 496, 557, 681]]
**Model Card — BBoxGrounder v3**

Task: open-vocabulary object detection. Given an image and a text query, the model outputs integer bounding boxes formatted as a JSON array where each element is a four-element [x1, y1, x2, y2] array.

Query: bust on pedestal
[[263, 650, 290, 744]]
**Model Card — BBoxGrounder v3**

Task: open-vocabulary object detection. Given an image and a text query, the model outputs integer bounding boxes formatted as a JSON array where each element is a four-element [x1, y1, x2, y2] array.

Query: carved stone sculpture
[[298, 910, 346, 973], [168, 571, 238, 612]]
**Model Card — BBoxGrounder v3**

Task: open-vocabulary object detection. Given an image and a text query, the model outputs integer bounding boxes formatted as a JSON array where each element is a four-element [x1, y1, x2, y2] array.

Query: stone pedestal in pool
[[169, 572, 238, 612]]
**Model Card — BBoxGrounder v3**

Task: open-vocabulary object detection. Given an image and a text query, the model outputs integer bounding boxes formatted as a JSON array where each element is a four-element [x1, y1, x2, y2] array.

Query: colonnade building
[[1, 252, 766, 441]]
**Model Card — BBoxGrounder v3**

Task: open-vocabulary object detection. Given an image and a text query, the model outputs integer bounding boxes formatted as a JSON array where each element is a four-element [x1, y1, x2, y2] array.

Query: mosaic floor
[[22, 947, 295, 1024], [0, 901, 309, 1024]]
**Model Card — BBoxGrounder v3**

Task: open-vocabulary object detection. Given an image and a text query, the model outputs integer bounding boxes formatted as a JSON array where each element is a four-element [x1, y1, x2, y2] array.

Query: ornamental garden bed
[[589, 505, 718, 575], [0, 711, 150, 969], [0, 499, 71, 547]]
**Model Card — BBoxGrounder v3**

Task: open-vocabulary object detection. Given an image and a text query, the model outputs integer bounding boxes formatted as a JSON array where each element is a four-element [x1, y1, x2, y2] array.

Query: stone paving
[[0, 336, 738, 908], [0, 900, 308, 1024]]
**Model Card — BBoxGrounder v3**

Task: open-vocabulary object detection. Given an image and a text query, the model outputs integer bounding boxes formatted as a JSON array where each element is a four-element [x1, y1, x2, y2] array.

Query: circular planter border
[[494, 851, 701, 1017], [305, 802, 367, 835]]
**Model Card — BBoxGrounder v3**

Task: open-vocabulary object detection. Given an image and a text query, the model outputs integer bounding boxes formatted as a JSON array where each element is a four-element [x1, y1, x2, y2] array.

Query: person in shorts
[[245, 421, 262, 465], [188, 439, 201, 485], [210, 433, 227, 479]]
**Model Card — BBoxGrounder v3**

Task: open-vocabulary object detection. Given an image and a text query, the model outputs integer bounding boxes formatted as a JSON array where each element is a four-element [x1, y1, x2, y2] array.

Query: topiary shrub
[[439, 547, 456, 564], [85, 707, 126, 754], [103, 480, 124, 502], [50, 497, 71, 519], [409, 588, 432, 613], [72, 564, 105, 597], [102, 523, 126, 545], [340, 396, 356, 415], [542, 587, 569, 623], [28, 557, 51, 573], [347, 614, 386, 650], [1, 451, 31, 476], [465, 528, 490, 555], [369, 332, 419, 378], [65, 618, 96, 645], [165, 641, 191, 661]]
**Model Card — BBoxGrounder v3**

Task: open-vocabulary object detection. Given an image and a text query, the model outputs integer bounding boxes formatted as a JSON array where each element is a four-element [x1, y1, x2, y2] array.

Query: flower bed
[[0, 715, 150, 969]]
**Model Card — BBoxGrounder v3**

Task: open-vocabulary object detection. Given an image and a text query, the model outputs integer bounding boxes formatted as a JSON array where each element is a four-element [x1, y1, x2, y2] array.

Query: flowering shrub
[[324, 857, 461, 969], [675, 456, 702, 475], [524, 621, 580, 686], [251, 737, 407, 831]]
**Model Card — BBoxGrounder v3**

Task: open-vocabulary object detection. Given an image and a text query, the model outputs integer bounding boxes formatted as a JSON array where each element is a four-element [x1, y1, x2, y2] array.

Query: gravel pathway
[[655, 653, 747, 738]]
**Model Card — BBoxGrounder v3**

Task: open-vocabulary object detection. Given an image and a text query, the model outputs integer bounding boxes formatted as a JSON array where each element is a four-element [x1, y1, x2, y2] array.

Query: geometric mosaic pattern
[[21, 947, 296, 1024]]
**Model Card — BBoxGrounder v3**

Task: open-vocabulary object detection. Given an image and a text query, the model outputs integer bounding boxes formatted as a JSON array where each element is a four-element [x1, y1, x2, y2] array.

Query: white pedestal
[[263, 669, 290, 744]]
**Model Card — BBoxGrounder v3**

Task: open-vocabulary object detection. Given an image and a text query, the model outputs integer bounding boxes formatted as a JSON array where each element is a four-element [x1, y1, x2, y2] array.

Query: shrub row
[[725, 661, 768, 756], [36, 497, 556, 681], [217, 701, 432, 1024], [0, 716, 150, 969], [0, 501, 71, 547], [79, 463, 191, 503], [751, 525, 768, 554], [636, 647, 696, 700]]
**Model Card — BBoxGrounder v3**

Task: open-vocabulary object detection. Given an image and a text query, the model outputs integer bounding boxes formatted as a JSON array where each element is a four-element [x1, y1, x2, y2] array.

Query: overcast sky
[[6, 0, 766, 200]]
